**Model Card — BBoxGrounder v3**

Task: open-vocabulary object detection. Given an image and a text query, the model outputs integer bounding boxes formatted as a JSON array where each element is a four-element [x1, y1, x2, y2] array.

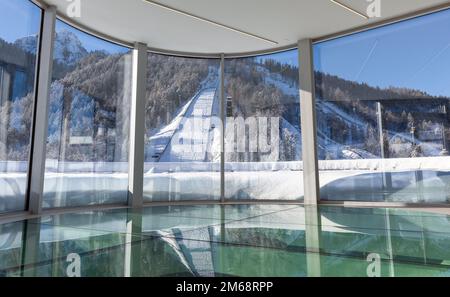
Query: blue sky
[[0, 0, 41, 42], [55, 20, 129, 54], [260, 8, 450, 98], [314, 8, 450, 97], [1, 1, 450, 97], [0, 0, 127, 54]]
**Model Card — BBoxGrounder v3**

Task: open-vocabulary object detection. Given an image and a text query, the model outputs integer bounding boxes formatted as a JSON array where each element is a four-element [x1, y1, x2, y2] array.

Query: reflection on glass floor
[[0, 205, 449, 277]]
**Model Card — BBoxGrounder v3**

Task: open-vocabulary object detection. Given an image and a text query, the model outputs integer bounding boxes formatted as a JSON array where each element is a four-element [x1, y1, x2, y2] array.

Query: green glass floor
[[0, 205, 449, 277]]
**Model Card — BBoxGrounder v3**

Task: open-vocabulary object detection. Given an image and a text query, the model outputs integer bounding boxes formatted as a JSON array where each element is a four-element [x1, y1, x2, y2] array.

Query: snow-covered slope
[[257, 63, 375, 160], [149, 88, 219, 163], [146, 66, 220, 163]]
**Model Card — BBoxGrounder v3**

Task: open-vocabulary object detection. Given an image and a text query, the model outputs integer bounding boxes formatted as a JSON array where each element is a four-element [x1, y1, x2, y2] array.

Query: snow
[[14, 30, 88, 65], [146, 66, 220, 163], [13, 34, 38, 54], [255, 63, 379, 160], [1, 156, 449, 210], [280, 117, 302, 160], [3, 154, 443, 174], [255, 62, 444, 161], [318, 156, 450, 171], [256, 65, 298, 97], [146, 94, 197, 160], [51, 30, 88, 65], [158, 88, 218, 162], [1, 61, 450, 209], [317, 99, 365, 127]]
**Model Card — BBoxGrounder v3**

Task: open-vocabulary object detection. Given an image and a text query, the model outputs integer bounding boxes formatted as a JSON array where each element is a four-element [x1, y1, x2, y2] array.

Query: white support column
[[28, 6, 56, 215], [124, 209, 143, 277], [305, 205, 322, 276], [219, 54, 225, 202], [128, 43, 147, 208], [298, 39, 320, 205]]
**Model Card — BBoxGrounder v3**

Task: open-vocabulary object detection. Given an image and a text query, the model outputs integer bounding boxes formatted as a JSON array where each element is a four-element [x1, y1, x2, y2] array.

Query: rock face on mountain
[[15, 30, 88, 65]]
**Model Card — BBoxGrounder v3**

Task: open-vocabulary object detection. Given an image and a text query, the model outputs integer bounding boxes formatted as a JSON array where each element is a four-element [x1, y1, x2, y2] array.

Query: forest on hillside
[[1, 35, 449, 163], [145, 54, 212, 132], [314, 71, 450, 159]]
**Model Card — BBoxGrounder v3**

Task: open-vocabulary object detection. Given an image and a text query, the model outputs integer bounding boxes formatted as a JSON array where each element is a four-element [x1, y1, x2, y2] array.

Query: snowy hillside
[[257, 62, 375, 160], [146, 66, 220, 163]]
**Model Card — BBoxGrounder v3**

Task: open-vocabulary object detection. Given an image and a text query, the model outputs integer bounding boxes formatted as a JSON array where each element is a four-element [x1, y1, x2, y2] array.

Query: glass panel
[[0, 221, 24, 276], [317, 206, 450, 276], [43, 20, 132, 208], [0, 0, 41, 213], [2, 206, 447, 277], [143, 54, 221, 202], [314, 9, 450, 203], [23, 217, 129, 277], [224, 50, 303, 200]]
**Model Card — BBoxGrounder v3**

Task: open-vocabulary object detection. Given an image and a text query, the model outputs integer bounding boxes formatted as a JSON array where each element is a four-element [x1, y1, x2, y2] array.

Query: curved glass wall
[[1, 2, 450, 217], [224, 50, 303, 200], [143, 53, 221, 202], [314, 8, 450, 203], [42, 20, 132, 208], [0, 0, 41, 213]]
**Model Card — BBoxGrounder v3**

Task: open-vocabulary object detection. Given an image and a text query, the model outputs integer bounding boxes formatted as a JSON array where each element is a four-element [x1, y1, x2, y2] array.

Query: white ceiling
[[43, 0, 450, 54]]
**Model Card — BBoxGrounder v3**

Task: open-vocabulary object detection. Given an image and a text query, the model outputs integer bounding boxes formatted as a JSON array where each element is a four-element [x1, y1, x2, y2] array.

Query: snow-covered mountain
[[14, 30, 88, 65], [12, 34, 38, 55], [256, 62, 373, 160]]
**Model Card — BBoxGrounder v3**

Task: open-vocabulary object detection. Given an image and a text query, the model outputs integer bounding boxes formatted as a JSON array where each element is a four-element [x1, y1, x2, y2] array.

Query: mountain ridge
[[14, 30, 88, 65]]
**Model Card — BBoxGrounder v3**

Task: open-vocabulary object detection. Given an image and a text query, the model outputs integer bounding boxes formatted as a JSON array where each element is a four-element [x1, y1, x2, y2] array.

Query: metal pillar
[[128, 43, 148, 208], [28, 6, 57, 214], [298, 39, 320, 204]]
